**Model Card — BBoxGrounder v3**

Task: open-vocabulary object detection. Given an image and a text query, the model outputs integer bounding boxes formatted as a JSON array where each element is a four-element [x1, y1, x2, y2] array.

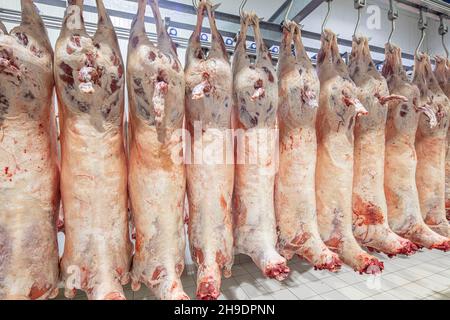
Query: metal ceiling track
[[2, 0, 447, 62], [396, 0, 449, 19]]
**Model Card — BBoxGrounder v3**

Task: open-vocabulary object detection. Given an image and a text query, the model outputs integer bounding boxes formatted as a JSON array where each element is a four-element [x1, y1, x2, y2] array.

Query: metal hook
[[415, 29, 425, 58], [442, 35, 448, 59], [415, 8, 427, 59], [439, 15, 449, 59], [284, 0, 294, 23], [321, 0, 332, 33], [239, 0, 248, 19], [387, 0, 398, 44], [353, 0, 366, 39]]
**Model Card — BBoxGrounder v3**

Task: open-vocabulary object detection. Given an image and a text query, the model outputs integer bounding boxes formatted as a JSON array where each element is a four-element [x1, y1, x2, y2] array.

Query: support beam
[[396, 0, 449, 19], [292, 0, 324, 23], [21, 0, 416, 61], [268, 0, 292, 22]]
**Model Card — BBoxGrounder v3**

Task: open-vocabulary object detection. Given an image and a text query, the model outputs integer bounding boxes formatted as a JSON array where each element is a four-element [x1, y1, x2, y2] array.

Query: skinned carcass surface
[[275, 21, 341, 271], [127, 0, 188, 300], [0, 0, 60, 300], [348, 36, 417, 257], [184, 0, 234, 300], [233, 12, 290, 281], [55, 0, 132, 300], [434, 56, 450, 221], [383, 44, 450, 250], [315, 30, 383, 274], [413, 53, 450, 238]]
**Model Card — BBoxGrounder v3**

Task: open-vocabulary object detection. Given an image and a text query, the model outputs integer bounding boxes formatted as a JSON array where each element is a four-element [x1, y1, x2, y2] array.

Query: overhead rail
[[1, 0, 448, 62]]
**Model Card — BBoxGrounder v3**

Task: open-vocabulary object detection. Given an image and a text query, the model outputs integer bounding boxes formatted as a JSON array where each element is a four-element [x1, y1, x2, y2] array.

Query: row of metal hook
[[192, 0, 292, 21], [192, 0, 448, 59]]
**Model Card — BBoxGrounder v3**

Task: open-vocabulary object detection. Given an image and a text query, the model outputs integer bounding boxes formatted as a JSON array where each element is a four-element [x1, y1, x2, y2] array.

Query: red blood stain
[[70, 35, 81, 48], [215, 251, 227, 267], [110, 78, 119, 93], [291, 232, 311, 247], [170, 281, 179, 291], [193, 247, 204, 265], [360, 257, 384, 274], [104, 292, 125, 300], [175, 263, 184, 276], [172, 61, 180, 72], [314, 255, 342, 272], [220, 195, 227, 210], [117, 64, 123, 79], [85, 52, 96, 67], [0, 48, 20, 72], [111, 52, 120, 66], [30, 45, 43, 58], [59, 62, 74, 87], [254, 79, 263, 89], [15, 32, 29, 46], [116, 267, 124, 277], [149, 51, 156, 61], [152, 266, 164, 281], [326, 237, 342, 250], [445, 199, 450, 209], [135, 232, 144, 253], [353, 195, 385, 226], [131, 36, 139, 48], [29, 283, 49, 300], [262, 66, 274, 83], [301, 247, 315, 262], [197, 278, 219, 300], [80, 267, 90, 289]]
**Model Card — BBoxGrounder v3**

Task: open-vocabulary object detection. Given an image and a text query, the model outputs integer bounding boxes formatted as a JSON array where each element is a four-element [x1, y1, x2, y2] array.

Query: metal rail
[[2, 0, 443, 62]]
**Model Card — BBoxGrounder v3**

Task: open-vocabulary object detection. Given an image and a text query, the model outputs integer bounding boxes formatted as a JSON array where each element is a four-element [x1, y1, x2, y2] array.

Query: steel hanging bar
[[239, 0, 248, 19], [284, 0, 294, 22], [321, 0, 333, 33], [439, 15, 449, 59], [387, 0, 399, 44], [2, 0, 419, 61], [353, 0, 366, 39], [415, 8, 428, 58]]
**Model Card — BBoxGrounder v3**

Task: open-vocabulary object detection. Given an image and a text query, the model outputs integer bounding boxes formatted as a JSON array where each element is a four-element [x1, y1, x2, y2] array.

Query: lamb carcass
[[382, 44, 450, 250], [55, 0, 132, 299], [348, 36, 417, 256], [433, 56, 450, 221], [127, 0, 188, 300], [233, 12, 289, 281], [275, 21, 341, 271], [434, 57, 450, 97], [413, 53, 450, 238], [0, 0, 59, 300], [315, 30, 383, 274], [184, 0, 234, 300]]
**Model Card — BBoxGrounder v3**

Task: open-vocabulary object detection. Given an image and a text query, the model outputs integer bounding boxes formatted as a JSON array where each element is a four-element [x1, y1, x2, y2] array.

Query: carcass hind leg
[[355, 225, 418, 257], [398, 223, 450, 252], [152, 279, 190, 300], [84, 272, 127, 300], [328, 237, 384, 275], [250, 246, 290, 281], [295, 237, 342, 272], [196, 263, 222, 300], [424, 219, 450, 238]]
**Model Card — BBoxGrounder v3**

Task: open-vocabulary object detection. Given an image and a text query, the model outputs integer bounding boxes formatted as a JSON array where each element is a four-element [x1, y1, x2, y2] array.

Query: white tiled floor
[[58, 249, 450, 300]]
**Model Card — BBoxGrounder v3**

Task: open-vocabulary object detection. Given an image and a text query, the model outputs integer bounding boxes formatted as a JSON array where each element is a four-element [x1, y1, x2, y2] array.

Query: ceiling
[[166, 0, 313, 23]]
